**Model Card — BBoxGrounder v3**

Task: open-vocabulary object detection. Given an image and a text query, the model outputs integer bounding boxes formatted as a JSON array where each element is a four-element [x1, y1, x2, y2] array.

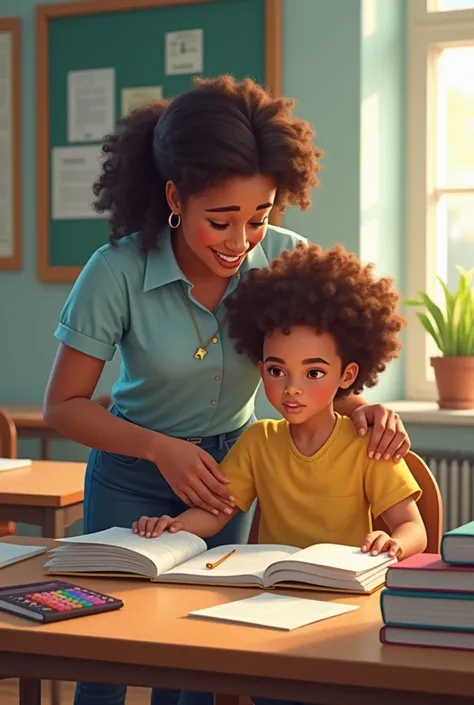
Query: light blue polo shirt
[[55, 224, 307, 437]]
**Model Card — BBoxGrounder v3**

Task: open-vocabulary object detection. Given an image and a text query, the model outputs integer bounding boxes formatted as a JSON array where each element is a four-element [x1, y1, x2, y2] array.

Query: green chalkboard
[[37, 0, 281, 282]]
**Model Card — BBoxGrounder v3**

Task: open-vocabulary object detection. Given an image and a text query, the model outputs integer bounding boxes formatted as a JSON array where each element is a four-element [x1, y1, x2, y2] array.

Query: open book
[[44, 527, 395, 594]]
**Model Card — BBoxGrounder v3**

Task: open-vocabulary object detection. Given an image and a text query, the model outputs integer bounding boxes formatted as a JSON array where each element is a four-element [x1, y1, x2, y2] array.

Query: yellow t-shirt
[[221, 415, 422, 548]]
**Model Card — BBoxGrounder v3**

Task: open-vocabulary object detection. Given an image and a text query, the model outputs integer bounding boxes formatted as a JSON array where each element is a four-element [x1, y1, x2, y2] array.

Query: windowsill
[[389, 400, 474, 426]]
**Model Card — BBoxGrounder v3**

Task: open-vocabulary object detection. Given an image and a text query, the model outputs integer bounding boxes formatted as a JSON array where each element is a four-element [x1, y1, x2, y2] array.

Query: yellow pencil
[[206, 548, 236, 570]]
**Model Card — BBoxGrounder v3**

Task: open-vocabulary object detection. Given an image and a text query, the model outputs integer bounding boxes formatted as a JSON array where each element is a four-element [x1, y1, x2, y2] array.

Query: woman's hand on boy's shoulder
[[361, 530, 403, 559], [132, 515, 184, 538], [352, 404, 410, 461]]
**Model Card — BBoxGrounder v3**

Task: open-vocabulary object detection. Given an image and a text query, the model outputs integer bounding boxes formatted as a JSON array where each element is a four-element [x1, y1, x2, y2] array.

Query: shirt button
[[210, 400, 217, 406], [215, 376, 221, 382], [212, 337, 218, 344]]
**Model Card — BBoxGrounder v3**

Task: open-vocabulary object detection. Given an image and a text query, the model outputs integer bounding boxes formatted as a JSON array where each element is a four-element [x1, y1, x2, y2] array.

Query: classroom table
[[0, 538, 474, 705], [0, 461, 85, 538], [3, 397, 110, 460], [2, 405, 62, 461]]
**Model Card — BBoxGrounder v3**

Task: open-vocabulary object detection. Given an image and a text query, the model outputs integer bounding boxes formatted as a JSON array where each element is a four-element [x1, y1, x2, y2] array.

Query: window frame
[[406, 0, 474, 400]]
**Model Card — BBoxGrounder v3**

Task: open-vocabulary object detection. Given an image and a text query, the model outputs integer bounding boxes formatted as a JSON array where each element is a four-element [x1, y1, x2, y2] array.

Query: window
[[406, 0, 474, 399], [429, 0, 474, 12]]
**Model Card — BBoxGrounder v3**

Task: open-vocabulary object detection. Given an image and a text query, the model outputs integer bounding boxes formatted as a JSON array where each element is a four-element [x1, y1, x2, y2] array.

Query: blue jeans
[[74, 411, 256, 705]]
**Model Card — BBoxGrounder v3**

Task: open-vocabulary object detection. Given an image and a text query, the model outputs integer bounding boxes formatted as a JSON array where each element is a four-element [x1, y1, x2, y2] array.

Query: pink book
[[386, 553, 474, 593]]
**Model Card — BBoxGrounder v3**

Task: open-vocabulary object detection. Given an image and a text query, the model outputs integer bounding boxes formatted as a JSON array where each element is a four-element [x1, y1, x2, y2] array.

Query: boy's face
[[259, 326, 359, 424]]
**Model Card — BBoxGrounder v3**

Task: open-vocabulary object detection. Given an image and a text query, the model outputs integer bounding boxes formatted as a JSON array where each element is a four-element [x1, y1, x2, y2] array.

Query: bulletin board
[[36, 0, 282, 282], [0, 18, 21, 271]]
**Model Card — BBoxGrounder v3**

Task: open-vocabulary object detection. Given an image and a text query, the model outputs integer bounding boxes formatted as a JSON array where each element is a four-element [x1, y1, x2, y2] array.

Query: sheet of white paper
[[0, 31, 13, 258], [0, 459, 32, 472], [165, 29, 203, 75], [52, 145, 106, 220], [189, 593, 359, 631], [121, 86, 162, 116], [0, 543, 47, 569], [68, 68, 115, 142]]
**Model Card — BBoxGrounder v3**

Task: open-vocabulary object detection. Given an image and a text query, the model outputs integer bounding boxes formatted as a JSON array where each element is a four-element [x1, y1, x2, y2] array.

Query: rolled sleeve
[[55, 250, 127, 362], [365, 458, 422, 519]]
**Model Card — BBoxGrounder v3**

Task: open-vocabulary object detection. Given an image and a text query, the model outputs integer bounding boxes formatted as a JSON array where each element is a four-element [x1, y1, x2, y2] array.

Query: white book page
[[277, 543, 394, 574], [55, 527, 207, 576], [189, 593, 359, 631], [0, 543, 47, 568], [163, 544, 298, 580], [0, 459, 32, 472]]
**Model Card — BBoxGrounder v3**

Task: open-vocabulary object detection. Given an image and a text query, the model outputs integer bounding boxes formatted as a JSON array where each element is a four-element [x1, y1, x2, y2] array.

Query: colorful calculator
[[0, 580, 123, 623]]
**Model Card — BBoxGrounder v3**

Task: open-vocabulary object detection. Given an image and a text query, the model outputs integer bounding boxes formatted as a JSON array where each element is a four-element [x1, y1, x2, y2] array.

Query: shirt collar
[[143, 229, 188, 292], [143, 229, 270, 292]]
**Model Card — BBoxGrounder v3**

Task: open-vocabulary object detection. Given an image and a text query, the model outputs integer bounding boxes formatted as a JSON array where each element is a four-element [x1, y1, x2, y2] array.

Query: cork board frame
[[0, 18, 22, 271]]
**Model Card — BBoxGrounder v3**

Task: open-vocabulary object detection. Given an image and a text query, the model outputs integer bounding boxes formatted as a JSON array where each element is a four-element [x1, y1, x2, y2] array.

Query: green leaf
[[416, 312, 443, 353], [466, 323, 474, 356], [453, 269, 474, 354], [455, 275, 470, 353], [412, 266, 474, 357], [437, 279, 455, 353], [420, 292, 449, 352]]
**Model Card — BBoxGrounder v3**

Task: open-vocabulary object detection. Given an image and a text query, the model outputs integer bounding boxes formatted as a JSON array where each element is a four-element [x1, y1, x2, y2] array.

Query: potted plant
[[406, 266, 474, 409]]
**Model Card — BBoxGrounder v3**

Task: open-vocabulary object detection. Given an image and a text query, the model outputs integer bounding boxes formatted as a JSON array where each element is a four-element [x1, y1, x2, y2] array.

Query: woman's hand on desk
[[152, 435, 236, 516]]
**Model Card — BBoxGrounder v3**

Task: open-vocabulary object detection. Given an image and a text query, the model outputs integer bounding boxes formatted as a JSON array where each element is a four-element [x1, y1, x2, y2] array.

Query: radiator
[[416, 449, 474, 532]]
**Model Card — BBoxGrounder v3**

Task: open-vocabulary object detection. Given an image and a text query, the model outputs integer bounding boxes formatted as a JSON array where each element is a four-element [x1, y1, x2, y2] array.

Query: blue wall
[[283, 0, 362, 255]]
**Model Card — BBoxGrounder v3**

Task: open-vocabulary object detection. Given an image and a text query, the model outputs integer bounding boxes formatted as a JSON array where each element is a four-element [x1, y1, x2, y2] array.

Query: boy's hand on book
[[132, 515, 185, 538], [152, 435, 235, 515], [361, 531, 403, 559]]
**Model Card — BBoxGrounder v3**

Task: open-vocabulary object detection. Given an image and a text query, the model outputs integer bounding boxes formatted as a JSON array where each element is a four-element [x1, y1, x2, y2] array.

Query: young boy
[[133, 243, 427, 561]]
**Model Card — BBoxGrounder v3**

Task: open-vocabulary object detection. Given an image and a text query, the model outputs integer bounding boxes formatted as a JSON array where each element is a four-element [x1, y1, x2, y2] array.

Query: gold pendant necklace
[[180, 284, 227, 360]]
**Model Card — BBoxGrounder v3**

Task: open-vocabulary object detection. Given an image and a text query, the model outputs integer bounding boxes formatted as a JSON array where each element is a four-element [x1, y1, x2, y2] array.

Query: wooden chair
[[0, 408, 17, 537], [214, 451, 443, 705], [373, 450, 443, 553]]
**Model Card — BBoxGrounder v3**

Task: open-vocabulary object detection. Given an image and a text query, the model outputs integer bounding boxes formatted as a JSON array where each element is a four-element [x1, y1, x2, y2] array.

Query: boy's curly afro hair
[[226, 243, 405, 397]]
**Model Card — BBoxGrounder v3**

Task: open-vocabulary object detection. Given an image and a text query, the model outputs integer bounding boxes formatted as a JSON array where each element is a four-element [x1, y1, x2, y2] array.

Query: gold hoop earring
[[168, 212, 181, 229]]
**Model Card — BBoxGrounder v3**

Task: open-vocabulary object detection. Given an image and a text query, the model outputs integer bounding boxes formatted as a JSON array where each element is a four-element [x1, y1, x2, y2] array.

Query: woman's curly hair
[[226, 243, 405, 397], [93, 75, 323, 251]]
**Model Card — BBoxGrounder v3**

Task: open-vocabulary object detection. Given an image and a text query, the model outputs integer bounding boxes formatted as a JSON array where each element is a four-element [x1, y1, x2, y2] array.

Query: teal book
[[380, 588, 474, 631], [441, 521, 474, 566]]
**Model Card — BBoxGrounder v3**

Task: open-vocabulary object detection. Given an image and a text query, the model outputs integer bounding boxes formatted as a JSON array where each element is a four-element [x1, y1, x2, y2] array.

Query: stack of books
[[380, 520, 474, 651]]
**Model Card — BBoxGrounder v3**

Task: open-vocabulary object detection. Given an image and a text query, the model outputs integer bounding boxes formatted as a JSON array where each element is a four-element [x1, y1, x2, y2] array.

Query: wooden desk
[[3, 406, 62, 461], [3, 397, 110, 460], [0, 462, 85, 538], [1, 538, 474, 705]]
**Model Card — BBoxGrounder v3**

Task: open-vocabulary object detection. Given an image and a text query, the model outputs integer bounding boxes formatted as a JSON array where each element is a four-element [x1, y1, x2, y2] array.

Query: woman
[[44, 76, 410, 705]]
